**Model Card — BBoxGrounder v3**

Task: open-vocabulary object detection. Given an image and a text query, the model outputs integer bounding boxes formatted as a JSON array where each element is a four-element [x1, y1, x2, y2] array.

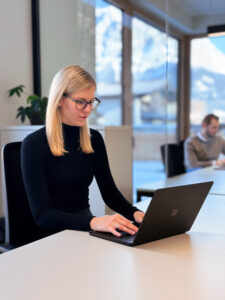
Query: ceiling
[[171, 0, 225, 17], [127, 0, 225, 34]]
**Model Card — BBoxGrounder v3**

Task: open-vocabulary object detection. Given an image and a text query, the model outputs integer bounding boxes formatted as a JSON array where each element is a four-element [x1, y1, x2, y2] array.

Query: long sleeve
[[184, 139, 213, 169], [184, 135, 225, 170], [220, 137, 225, 154], [21, 130, 94, 232], [92, 130, 139, 221]]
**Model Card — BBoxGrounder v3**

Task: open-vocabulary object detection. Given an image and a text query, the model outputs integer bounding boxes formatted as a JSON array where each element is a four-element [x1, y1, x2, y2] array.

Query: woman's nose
[[83, 103, 92, 113]]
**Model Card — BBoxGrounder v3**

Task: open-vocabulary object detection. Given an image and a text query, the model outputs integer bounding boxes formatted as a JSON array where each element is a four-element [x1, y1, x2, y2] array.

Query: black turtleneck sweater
[[21, 124, 138, 232]]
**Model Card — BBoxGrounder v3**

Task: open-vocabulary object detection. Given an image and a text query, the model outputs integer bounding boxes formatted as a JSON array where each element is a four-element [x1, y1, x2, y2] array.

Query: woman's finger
[[111, 228, 121, 237], [117, 224, 136, 235], [118, 219, 138, 232]]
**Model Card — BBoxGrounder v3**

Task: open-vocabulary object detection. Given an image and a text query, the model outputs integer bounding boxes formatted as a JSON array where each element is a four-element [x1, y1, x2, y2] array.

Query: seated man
[[184, 114, 225, 170]]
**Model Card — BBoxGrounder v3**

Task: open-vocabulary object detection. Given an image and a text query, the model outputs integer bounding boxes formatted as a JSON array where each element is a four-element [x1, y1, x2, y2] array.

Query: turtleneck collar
[[62, 123, 80, 133], [62, 123, 80, 150]]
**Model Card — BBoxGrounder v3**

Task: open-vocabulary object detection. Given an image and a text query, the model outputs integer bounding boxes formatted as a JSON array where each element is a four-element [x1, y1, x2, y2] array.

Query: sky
[[95, 0, 225, 56], [96, 0, 108, 8], [210, 36, 225, 54]]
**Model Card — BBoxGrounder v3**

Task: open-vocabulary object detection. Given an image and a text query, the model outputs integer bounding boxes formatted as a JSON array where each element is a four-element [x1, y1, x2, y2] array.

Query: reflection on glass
[[190, 36, 225, 135], [89, 0, 122, 126], [132, 17, 178, 132], [132, 17, 179, 201]]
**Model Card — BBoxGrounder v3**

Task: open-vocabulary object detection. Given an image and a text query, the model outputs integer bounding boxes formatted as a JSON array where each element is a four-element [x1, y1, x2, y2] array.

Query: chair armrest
[[136, 189, 155, 202]]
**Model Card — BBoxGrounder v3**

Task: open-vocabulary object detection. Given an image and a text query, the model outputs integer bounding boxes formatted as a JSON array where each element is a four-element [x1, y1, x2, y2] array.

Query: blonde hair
[[46, 65, 96, 156]]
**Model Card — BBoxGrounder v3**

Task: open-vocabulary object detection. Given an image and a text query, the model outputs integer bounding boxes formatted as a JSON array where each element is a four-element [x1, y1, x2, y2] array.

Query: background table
[[137, 166, 225, 201], [0, 194, 225, 300]]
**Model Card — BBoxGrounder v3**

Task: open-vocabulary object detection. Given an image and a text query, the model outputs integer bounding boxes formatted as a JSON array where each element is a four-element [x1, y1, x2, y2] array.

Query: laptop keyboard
[[116, 223, 139, 241], [117, 229, 133, 236], [91, 230, 136, 243], [120, 234, 136, 243], [115, 229, 137, 242], [90, 222, 139, 244]]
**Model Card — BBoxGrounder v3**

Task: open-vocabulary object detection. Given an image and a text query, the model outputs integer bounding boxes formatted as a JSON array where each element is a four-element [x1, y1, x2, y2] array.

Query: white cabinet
[[0, 126, 132, 217], [89, 126, 133, 216]]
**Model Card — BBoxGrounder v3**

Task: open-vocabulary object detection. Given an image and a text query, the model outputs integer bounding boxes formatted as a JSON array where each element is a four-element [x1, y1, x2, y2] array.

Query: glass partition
[[39, 0, 95, 97], [132, 16, 179, 201], [35, 0, 181, 203], [90, 0, 122, 126]]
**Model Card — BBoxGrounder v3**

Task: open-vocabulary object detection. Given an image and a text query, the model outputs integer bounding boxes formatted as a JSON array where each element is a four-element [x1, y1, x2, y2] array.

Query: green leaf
[[9, 84, 48, 124], [27, 94, 40, 104], [16, 106, 26, 123], [18, 85, 25, 92], [8, 85, 25, 98], [21, 114, 25, 123]]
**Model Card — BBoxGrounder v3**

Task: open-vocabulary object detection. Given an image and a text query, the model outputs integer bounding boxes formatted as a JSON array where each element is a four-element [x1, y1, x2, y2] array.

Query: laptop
[[89, 181, 213, 246]]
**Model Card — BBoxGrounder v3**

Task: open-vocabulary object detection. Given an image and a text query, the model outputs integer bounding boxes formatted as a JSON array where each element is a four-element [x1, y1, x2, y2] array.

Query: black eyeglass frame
[[63, 93, 101, 111]]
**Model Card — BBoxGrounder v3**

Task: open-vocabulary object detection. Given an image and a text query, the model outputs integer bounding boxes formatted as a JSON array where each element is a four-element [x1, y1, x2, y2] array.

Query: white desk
[[0, 194, 225, 300], [137, 166, 225, 199]]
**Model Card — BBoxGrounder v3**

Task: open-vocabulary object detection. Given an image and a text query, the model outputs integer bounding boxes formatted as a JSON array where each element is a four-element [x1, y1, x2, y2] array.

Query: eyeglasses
[[63, 93, 101, 111]]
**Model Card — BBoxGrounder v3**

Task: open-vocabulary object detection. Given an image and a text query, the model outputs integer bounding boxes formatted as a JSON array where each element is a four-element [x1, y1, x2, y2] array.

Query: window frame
[[32, 0, 186, 139], [104, 0, 183, 140]]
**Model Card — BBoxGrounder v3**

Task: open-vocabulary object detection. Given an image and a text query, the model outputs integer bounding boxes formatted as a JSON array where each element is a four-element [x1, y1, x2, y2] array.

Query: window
[[132, 16, 179, 201], [132, 17, 178, 134], [190, 36, 225, 134], [90, 0, 122, 126]]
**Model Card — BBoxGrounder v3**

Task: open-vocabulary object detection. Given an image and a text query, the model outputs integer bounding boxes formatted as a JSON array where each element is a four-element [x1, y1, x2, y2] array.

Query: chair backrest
[[2, 142, 49, 246], [160, 142, 186, 177]]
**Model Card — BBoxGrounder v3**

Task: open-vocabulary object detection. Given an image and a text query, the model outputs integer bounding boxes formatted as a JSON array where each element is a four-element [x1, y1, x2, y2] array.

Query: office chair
[[136, 141, 186, 202], [160, 141, 186, 178], [0, 142, 51, 253], [0, 217, 5, 243]]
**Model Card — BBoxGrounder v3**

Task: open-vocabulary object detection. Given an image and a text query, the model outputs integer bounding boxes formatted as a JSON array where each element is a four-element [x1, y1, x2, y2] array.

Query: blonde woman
[[21, 65, 144, 237]]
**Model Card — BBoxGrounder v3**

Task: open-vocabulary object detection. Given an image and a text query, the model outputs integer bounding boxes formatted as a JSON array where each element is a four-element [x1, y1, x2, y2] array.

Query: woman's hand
[[133, 211, 145, 224], [90, 214, 138, 237]]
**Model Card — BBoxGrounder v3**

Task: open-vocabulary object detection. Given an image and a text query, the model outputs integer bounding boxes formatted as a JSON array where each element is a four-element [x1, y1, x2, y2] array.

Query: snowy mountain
[[96, 5, 178, 84], [191, 38, 225, 75], [95, 3, 225, 124]]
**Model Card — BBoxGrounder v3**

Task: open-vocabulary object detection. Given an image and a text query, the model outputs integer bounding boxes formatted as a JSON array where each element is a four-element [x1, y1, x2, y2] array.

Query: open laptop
[[89, 181, 213, 246]]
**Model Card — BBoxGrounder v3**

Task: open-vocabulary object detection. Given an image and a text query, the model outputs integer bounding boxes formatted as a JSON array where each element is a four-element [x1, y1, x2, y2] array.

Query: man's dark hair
[[202, 114, 219, 125]]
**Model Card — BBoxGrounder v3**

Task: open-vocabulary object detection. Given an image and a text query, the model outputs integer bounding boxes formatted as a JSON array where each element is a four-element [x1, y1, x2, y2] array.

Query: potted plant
[[8, 85, 48, 125]]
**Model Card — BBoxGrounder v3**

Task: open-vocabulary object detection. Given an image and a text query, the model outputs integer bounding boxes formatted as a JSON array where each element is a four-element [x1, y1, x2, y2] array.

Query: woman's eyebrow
[[77, 98, 94, 102]]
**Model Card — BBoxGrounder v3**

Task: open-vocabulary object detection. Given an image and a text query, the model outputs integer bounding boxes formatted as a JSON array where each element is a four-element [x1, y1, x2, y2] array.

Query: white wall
[[0, 0, 33, 125], [0, 0, 95, 126]]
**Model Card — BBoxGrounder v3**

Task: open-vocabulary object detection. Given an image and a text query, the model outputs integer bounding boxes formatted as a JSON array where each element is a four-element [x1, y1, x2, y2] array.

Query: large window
[[132, 16, 179, 201], [190, 36, 225, 134], [86, 2, 181, 201], [90, 0, 122, 126], [37, 0, 182, 203], [132, 17, 179, 134]]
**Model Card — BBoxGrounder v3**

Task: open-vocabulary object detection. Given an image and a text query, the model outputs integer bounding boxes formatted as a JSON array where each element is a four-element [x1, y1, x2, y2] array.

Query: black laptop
[[89, 181, 213, 246]]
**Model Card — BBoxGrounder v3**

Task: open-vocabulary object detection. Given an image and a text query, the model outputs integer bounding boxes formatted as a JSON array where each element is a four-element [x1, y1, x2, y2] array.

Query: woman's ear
[[58, 97, 63, 106]]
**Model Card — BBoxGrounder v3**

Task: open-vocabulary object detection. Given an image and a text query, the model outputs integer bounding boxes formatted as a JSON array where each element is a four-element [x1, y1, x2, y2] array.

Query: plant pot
[[28, 113, 45, 125]]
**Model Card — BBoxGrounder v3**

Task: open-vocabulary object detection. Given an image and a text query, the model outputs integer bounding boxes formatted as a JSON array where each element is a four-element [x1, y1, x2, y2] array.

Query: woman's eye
[[77, 100, 85, 104]]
